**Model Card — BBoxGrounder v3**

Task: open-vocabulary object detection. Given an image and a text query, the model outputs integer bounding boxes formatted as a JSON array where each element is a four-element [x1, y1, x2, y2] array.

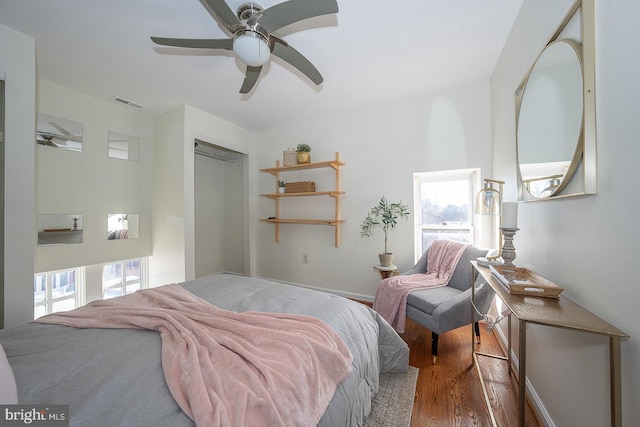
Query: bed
[[0, 273, 409, 426]]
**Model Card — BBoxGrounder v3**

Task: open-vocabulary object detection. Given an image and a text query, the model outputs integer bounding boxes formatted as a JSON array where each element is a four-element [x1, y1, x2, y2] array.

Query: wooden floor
[[400, 316, 542, 427], [354, 299, 540, 426]]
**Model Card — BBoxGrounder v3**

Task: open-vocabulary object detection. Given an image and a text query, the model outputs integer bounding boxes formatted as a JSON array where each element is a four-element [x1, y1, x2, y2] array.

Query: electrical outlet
[[302, 254, 309, 264]]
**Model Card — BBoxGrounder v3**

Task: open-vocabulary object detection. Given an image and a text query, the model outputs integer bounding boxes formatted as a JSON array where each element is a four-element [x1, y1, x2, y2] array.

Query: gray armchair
[[404, 244, 494, 364]]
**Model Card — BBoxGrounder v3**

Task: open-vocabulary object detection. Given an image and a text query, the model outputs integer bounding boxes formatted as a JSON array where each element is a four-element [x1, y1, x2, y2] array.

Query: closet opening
[[194, 140, 247, 278]]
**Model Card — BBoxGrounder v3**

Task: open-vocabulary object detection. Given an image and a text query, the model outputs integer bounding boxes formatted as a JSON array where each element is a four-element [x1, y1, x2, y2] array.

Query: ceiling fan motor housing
[[237, 3, 264, 21]]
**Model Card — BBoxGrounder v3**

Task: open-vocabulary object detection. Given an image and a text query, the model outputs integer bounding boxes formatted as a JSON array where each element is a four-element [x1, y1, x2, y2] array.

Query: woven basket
[[285, 181, 316, 193]]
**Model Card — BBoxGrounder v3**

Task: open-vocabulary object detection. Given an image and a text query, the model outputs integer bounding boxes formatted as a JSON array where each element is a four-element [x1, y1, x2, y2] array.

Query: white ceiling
[[0, 0, 523, 132]]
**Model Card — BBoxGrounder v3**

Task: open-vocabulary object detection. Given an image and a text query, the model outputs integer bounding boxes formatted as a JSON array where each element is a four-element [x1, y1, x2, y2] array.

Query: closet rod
[[194, 149, 236, 163]]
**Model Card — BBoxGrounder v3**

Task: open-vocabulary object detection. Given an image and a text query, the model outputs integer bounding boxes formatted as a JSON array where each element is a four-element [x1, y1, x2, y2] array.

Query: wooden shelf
[[261, 218, 346, 225], [260, 159, 345, 175], [260, 152, 344, 246], [261, 191, 345, 199]]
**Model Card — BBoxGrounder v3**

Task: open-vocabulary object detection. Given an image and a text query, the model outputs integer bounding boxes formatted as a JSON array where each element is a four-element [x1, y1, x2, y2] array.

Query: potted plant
[[277, 180, 286, 193], [296, 143, 311, 164], [360, 196, 410, 267]]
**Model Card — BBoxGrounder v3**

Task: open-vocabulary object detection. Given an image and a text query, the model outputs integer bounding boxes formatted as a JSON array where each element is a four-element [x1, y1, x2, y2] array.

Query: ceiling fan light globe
[[233, 32, 270, 67]]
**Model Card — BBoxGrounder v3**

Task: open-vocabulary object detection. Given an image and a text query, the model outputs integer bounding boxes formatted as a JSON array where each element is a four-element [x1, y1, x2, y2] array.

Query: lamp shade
[[475, 181, 502, 215], [233, 31, 270, 67]]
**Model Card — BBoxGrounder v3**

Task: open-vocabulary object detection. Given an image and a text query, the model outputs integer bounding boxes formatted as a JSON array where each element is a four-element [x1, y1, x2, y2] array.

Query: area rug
[[364, 366, 419, 427]]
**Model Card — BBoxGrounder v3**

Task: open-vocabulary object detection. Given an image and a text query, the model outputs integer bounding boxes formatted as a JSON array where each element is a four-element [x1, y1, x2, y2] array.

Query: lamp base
[[500, 227, 519, 267]]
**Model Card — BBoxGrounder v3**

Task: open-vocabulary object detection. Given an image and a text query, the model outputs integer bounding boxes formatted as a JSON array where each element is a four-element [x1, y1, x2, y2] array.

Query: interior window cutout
[[108, 131, 140, 161], [37, 214, 83, 246], [36, 113, 83, 152], [107, 213, 139, 240]]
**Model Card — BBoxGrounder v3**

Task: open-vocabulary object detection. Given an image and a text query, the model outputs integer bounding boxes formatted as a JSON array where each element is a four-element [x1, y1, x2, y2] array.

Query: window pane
[[421, 230, 471, 254], [34, 275, 46, 303], [52, 271, 76, 299], [52, 298, 76, 313], [103, 287, 123, 299], [102, 262, 123, 287], [34, 305, 47, 319], [125, 259, 141, 282], [420, 180, 470, 226], [126, 283, 140, 294]]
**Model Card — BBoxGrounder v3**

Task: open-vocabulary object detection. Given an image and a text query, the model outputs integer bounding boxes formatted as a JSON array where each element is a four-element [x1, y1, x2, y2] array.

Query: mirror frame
[[516, 0, 596, 201], [516, 39, 584, 198]]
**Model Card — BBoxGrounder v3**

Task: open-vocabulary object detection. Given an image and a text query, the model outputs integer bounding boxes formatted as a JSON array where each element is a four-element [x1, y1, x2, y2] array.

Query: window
[[34, 268, 84, 319], [413, 168, 481, 260], [102, 258, 146, 299]]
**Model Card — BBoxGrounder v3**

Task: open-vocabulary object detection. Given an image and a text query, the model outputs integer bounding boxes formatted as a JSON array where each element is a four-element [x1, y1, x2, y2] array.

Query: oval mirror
[[516, 39, 584, 199]]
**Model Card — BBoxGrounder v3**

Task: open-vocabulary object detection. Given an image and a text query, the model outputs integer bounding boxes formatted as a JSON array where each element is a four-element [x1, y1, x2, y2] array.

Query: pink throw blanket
[[36, 285, 353, 427], [373, 240, 469, 332]]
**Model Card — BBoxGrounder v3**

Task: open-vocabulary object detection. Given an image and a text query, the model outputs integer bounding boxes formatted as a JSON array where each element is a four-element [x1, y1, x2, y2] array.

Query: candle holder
[[500, 227, 519, 267]]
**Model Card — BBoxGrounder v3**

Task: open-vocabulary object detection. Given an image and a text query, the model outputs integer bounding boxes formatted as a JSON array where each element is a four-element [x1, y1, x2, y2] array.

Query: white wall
[[149, 104, 255, 287], [491, 0, 640, 425], [254, 80, 493, 299], [35, 81, 154, 273], [0, 24, 36, 328], [223, 156, 246, 274]]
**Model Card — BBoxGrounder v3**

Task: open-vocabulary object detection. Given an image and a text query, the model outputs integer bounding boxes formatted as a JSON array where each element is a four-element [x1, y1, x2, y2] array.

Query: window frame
[[34, 267, 85, 319], [102, 257, 147, 299], [413, 168, 481, 261]]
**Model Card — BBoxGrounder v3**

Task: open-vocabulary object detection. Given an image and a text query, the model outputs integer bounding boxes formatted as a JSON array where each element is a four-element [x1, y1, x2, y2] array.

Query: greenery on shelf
[[278, 180, 286, 187], [296, 143, 311, 152], [360, 196, 410, 254]]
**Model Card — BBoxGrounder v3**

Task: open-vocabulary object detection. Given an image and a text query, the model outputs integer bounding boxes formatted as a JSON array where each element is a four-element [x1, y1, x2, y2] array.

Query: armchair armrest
[[429, 277, 494, 334]]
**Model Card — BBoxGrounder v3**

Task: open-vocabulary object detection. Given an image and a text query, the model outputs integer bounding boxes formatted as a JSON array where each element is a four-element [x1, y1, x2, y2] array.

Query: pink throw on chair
[[373, 240, 470, 332], [36, 284, 352, 427]]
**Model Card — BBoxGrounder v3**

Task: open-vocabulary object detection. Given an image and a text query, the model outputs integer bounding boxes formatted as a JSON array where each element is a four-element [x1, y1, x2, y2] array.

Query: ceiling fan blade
[[151, 37, 233, 50], [200, 0, 243, 33], [239, 66, 262, 94], [260, 0, 339, 33], [272, 42, 323, 85], [48, 123, 83, 142]]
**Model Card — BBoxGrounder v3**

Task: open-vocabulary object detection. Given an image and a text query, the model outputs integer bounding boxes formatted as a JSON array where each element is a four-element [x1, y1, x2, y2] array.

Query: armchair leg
[[474, 321, 481, 345], [431, 332, 439, 364]]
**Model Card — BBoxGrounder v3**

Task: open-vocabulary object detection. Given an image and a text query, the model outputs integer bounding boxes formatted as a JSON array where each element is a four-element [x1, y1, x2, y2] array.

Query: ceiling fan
[[151, 0, 339, 94]]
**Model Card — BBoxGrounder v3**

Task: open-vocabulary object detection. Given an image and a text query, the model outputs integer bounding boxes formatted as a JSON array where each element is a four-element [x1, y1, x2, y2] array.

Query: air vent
[[111, 96, 144, 109]]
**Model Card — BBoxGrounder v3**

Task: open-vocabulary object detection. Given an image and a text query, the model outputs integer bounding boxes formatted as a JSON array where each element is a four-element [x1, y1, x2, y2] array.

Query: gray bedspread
[[0, 273, 409, 426]]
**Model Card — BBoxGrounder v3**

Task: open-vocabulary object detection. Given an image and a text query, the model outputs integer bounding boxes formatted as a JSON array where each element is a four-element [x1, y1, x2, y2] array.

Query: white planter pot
[[379, 253, 394, 267]]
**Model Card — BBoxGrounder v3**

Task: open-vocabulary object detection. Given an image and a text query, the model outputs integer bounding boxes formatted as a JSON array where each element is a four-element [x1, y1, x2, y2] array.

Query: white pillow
[[0, 342, 18, 403]]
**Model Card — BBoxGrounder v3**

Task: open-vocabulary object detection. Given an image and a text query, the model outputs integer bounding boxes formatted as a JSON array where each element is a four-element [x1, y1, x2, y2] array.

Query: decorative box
[[283, 148, 297, 166], [285, 181, 316, 193]]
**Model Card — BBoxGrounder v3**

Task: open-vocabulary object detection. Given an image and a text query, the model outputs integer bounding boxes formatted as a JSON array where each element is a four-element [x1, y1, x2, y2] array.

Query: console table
[[471, 261, 628, 427]]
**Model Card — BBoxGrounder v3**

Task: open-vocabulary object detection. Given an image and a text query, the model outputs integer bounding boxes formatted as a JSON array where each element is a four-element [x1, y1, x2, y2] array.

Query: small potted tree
[[360, 196, 410, 267], [277, 180, 286, 193], [296, 143, 311, 164]]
